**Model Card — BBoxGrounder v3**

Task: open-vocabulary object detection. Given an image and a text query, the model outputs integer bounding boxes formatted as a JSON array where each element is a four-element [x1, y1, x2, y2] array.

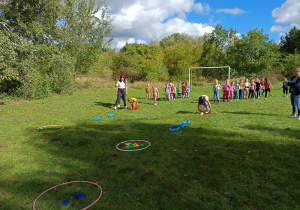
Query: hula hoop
[[34, 125, 64, 133], [116, 140, 151, 152], [32, 181, 102, 210], [200, 110, 211, 114], [0, 145, 4, 152]]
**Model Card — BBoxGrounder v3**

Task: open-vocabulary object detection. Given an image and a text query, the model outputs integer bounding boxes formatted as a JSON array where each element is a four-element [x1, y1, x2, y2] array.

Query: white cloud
[[216, 8, 247, 15], [101, 0, 213, 49], [193, 2, 211, 15], [271, 0, 300, 35]]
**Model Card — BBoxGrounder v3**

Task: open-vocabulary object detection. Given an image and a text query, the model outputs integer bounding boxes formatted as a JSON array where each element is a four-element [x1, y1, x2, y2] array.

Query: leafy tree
[[280, 26, 300, 54]]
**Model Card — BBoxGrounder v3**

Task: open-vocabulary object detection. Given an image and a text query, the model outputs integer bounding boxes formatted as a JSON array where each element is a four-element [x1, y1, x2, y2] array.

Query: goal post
[[188, 66, 231, 91]]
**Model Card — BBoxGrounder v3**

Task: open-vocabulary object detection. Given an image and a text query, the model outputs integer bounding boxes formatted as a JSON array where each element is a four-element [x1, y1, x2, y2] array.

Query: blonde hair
[[294, 68, 300, 73]]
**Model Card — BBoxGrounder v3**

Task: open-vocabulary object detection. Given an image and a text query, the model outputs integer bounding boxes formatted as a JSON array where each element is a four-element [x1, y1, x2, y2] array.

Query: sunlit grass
[[0, 83, 299, 209]]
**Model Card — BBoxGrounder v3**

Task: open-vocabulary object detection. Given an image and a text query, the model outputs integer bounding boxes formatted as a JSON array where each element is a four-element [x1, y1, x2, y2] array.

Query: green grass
[[0, 83, 299, 209]]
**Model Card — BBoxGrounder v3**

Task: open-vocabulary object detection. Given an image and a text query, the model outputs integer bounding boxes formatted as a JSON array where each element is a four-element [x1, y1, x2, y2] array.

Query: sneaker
[[269, 93, 272, 96], [200, 112, 204, 115], [264, 98, 267, 100], [218, 102, 220, 104], [114, 106, 117, 110], [287, 95, 288, 98], [214, 103, 217, 104], [283, 94, 285, 97], [117, 104, 120, 108], [154, 104, 157, 105], [298, 116, 300, 120], [124, 106, 127, 109], [290, 114, 296, 117]]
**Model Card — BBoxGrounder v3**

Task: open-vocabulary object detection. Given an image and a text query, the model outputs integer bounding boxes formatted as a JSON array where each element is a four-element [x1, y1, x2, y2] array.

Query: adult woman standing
[[114, 74, 128, 110]]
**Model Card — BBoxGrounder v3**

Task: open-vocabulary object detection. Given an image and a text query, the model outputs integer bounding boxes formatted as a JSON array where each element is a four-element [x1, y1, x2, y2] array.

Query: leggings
[[115, 88, 126, 106], [283, 88, 288, 95], [154, 97, 157, 104], [223, 90, 229, 102], [249, 90, 255, 99], [265, 88, 270, 98]]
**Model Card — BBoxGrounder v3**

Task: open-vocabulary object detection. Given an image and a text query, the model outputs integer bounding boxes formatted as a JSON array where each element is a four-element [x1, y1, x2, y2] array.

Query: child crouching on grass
[[127, 98, 138, 110], [198, 95, 212, 115]]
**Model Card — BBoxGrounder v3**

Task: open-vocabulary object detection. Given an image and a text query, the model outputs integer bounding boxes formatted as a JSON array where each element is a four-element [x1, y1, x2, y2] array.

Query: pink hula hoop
[[32, 181, 103, 210], [34, 125, 64, 134], [0, 145, 4, 152]]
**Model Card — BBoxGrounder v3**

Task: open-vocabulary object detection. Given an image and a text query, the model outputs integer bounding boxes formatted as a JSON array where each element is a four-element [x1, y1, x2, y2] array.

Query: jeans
[[291, 92, 297, 115], [296, 95, 300, 116], [214, 90, 220, 103], [239, 89, 244, 99], [256, 90, 260, 98], [234, 90, 239, 99], [261, 88, 265, 96], [223, 90, 229, 102], [249, 90, 255, 99], [115, 88, 126, 106], [186, 91, 189, 98]]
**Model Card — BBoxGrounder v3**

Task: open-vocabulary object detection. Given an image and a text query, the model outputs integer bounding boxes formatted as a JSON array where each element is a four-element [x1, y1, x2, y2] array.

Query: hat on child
[[169, 83, 172, 86], [120, 74, 126, 78]]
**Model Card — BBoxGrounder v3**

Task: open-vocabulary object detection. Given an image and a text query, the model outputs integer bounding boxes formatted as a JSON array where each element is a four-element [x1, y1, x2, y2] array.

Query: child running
[[234, 80, 240, 101], [263, 78, 274, 100], [282, 78, 289, 98], [255, 78, 261, 98], [213, 79, 221, 104], [145, 83, 151, 100], [223, 79, 231, 102], [230, 81, 235, 102], [260, 78, 265, 96], [152, 86, 159, 105], [198, 95, 212, 115]]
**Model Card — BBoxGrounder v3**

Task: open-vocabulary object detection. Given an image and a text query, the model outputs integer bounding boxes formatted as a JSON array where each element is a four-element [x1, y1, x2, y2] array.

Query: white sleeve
[[116, 81, 119, 87]]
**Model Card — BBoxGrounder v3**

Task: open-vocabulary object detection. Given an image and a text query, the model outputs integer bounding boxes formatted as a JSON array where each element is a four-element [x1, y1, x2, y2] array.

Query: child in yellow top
[[127, 98, 139, 110], [239, 79, 244, 100]]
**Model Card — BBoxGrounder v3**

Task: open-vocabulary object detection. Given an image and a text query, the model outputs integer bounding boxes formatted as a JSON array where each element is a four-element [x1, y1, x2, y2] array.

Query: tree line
[[1, 0, 299, 99]]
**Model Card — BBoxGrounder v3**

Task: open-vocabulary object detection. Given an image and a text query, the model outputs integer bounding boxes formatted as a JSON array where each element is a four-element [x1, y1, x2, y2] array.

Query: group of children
[[213, 78, 274, 103], [163, 82, 190, 102]]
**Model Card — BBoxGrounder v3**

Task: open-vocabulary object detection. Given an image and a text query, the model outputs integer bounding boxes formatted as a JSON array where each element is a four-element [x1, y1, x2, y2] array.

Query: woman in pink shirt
[[263, 78, 274, 100], [223, 79, 231, 102]]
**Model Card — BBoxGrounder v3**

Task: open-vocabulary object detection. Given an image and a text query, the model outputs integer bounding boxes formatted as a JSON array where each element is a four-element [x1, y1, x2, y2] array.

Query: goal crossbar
[[188, 66, 231, 91]]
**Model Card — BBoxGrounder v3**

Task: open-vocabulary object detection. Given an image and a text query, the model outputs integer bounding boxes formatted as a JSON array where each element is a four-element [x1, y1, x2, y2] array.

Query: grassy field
[[0, 83, 299, 209]]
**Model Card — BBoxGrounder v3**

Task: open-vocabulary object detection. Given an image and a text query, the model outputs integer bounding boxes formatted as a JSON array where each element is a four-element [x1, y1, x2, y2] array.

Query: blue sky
[[103, 0, 300, 49]]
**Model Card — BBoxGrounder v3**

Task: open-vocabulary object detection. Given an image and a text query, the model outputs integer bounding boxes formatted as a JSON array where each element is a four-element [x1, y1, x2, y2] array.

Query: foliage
[[280, 26, 300, 54], [278, 51, 300, 79]]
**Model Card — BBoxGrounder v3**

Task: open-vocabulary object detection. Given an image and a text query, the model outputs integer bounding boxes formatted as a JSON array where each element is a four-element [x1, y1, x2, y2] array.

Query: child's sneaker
[[114, 106, 117, 110], [124, 106, 127, 109], [286, 95, 288, 98], [154, 104, 157, 105], [218, 102, 220, 104], [214, 103, 217, 104], [264, 98, 267, 100], [297, 116, 300, 120], [117, 104, 120, 108], [200, 112, 204, 115], [290, 114, 296, 117], [283, 94, 285, 97]]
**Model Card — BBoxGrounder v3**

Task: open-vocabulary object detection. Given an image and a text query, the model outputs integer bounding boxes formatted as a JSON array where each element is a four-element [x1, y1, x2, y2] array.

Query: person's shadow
[[94, 101, 114, 108]]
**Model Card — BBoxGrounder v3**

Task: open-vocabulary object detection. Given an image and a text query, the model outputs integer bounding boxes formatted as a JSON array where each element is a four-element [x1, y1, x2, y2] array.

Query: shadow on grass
[[94, 101, 115, 108], [3, 121, 300, 209], [221, 111, 280, 116], [176, 111, 197, 114]]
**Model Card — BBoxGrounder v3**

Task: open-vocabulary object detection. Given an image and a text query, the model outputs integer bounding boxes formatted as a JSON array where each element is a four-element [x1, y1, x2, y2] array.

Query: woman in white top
[[114, 74, 128, 110]]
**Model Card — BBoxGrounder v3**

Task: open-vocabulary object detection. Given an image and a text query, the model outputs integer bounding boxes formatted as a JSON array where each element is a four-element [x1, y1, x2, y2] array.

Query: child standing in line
[[152, 86, 159, 105], [186, 82, 190, 98], [260, 78, 265, 96], [165, 83, 171, 102], [263, 78, 274, 100], [239, 79, 244, 100], [172, 83, 176, 100], [198, 95, 212, 115], [282, 78, 289, 98], [234, 80, 240, 101], [182, 82, 186, 98], [249, 79, 256, 99], [244, 78, 250, 99], [177, 83, 182, 98], [255, 78, 261, 98], [230, 81, 235, 102], [170, 83, 174, 100], [223, 79, 231, 102], [145, 83, 151, 99], [213, 79, 221, 104]]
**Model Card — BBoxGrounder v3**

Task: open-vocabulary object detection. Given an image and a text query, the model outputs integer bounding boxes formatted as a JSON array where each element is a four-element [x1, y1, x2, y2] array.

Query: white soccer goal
[[188, 66, 231, 91]]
